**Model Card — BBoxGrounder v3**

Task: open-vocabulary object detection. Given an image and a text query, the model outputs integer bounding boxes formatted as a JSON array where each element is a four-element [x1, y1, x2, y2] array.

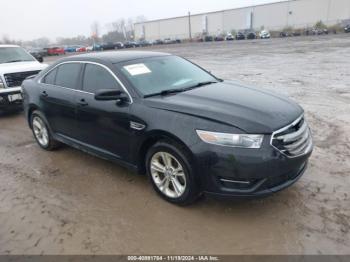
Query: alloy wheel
[[32, 116, 49, 147], [150, 151, 187, 198]]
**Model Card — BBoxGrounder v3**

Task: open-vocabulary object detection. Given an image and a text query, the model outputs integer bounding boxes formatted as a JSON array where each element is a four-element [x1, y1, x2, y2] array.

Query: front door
[[75, 63, 132, 161]]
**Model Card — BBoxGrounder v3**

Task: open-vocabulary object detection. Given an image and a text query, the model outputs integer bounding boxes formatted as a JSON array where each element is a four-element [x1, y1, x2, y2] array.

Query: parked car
[[124, 41, 139, 48], [22, 51, 313, 205], [115, 42, 124, 49], [29, 48, 47, 57], [101, 42, 116, 51], [64, 46, 80, 53], [214, 35, 225, 41], [259, 30, 271, 39], [0, 45, 47, 111], [46, 47, 65, 56], [246, 31, 257, 39], [28, 48, 44, 63], [292, 31, 302, 37], [235, 32, 245, 40], [76, 46, 87, 52], [86, 44, 102, 52], [164, 38, 176, 44], [345, 25, 350, 33], [279, 31, 289, 37], [311, 28, 328, 35], [152, 39, 164, 45], [225, 33, 234, 41], [138, 40, 151, 47], [203, 36, 214, 42]]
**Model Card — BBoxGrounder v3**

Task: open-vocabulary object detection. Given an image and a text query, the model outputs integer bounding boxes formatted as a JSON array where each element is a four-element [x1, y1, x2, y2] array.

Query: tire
[[146, 140, 200, 205], [30, 110, 60, 151]]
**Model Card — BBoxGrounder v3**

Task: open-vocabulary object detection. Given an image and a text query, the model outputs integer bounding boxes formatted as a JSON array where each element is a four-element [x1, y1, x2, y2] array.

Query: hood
[[0, 61, 48, 75], [144, 81, 303, 134]]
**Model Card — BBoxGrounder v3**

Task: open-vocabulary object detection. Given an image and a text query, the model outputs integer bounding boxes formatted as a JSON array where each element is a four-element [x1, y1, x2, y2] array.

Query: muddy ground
[[0, 35, 349, 255]]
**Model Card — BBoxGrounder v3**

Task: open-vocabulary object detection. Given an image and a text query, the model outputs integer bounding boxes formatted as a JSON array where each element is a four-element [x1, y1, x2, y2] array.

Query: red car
[[76, 46, 87, 52], [46, 47, 65, 56]]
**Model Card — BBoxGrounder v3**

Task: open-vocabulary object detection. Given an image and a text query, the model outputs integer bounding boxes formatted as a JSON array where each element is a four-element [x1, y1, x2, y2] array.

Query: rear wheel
[[146, 141, 200, 205], [31, 111, 60, 151]]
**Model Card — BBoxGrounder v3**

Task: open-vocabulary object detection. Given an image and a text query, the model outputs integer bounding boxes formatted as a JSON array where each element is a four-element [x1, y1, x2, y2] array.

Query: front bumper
[[190, 135, 312, 198], [0, 87, 23, 109]]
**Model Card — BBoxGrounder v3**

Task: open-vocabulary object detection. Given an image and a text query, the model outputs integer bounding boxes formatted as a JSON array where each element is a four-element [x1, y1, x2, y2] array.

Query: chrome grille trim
[[276, 121, 308, 142], [270, 115, 313, 158]]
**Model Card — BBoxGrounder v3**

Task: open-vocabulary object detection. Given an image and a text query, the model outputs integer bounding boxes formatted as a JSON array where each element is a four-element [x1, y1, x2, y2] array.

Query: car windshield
[[116, 56, 218, 96], [0, 47, 35, 64]]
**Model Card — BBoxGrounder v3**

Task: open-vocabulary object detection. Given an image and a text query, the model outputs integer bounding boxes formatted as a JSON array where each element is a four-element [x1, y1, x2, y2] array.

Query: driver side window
[[83, 64, 121, 93]]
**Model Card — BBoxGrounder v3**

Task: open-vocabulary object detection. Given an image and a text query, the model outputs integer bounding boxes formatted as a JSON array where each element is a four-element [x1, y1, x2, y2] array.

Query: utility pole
[[188, 11, 192, 41]]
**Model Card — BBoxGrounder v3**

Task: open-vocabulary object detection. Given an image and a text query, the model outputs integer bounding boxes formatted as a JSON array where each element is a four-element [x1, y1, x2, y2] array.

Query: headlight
[[196, 130, 264, 148], [0, 77, 5, 89]]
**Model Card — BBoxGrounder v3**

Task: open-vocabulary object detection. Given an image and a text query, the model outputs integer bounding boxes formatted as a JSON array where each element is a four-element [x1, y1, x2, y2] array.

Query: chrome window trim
[[38, 60, 133, 103], [270, 114, 313, 158]]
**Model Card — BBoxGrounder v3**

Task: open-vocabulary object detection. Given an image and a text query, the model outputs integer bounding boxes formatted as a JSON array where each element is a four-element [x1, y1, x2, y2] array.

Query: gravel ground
[[0, 34, 349, 255]]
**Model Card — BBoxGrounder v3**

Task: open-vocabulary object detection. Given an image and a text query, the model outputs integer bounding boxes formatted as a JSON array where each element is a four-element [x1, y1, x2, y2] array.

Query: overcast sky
[[0, 0, 286, 41]]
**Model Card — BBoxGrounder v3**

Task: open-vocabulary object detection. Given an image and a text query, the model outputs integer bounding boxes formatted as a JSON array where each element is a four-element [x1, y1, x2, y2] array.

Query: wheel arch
[[137, 130, 195, 175]]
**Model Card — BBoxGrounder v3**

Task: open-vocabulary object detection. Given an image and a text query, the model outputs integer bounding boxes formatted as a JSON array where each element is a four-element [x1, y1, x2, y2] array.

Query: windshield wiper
[[144, 88, 188, 98], [144, 81, 219, 98], [160, 88, 189, 96], [187, 81, 218, 89]]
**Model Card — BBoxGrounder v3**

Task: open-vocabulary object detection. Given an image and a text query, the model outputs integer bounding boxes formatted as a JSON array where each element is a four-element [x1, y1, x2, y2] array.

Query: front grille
[[4, 70, 41, 87], [271, 116, 313, 157]]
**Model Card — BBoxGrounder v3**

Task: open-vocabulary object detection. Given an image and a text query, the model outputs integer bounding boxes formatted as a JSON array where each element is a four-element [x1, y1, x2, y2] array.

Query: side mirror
[[94, 89, 129, 104], [38, 56, 44, 63]]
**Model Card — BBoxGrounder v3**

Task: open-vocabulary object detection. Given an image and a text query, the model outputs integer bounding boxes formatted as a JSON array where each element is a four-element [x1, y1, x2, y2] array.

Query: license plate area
[[8, 93, 22, 102]]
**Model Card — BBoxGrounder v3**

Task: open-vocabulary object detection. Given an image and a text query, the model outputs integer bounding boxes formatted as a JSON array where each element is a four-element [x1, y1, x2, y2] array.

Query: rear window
[[55, 63, 82, 89]]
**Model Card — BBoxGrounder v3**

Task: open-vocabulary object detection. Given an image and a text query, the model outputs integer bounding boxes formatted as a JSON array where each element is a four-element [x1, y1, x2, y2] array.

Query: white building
[[134, 0, 350, 40]]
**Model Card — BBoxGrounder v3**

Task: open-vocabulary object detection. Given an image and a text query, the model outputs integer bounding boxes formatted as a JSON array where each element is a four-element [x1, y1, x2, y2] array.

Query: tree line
[[0, 15, 147, 47]]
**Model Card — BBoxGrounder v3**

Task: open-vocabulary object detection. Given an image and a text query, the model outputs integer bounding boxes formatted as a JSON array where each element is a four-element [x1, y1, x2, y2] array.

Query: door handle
[[41, 91, 48, 97], [77, 99, 88, 106]]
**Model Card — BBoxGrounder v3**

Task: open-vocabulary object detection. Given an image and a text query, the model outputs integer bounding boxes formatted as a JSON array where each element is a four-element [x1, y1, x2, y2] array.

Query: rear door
[[75, 63, 132, 161], [39, 62, 82, 139]]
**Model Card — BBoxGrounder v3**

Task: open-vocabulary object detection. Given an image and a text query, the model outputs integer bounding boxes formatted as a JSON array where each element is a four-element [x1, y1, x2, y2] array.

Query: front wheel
[[146, 141, 200, 205]]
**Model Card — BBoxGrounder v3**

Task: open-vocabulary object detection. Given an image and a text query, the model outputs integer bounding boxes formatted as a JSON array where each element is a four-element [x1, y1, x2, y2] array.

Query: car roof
[[0, 44, 20, 48], [62, 51, 171, 64]]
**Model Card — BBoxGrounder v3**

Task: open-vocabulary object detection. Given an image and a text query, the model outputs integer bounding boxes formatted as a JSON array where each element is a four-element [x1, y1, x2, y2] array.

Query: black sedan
[[246, 31, 257, 39], [235, 32, 245, 40], [101, 42, 116, 50], [28, 48, 44, 62], [22, 51, 313, 205], [345, 25, 350, 33], [124, 41, 139, 48]]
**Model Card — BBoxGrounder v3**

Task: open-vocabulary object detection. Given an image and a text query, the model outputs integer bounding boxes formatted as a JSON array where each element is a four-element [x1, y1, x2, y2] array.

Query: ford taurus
[[22, 51, 313, 205]]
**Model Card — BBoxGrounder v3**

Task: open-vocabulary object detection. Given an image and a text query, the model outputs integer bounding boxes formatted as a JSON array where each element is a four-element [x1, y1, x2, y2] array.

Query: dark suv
[[22, 51, 313, 205]]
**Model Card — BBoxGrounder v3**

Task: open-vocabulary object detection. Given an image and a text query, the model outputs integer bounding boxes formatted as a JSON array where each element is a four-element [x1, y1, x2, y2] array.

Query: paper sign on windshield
[[124, 63, 151, 76]]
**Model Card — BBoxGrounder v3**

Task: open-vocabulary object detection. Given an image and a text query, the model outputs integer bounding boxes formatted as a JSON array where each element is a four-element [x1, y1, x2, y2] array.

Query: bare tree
[[111, 18, 126, 33], [102, 16, 147, 43]]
